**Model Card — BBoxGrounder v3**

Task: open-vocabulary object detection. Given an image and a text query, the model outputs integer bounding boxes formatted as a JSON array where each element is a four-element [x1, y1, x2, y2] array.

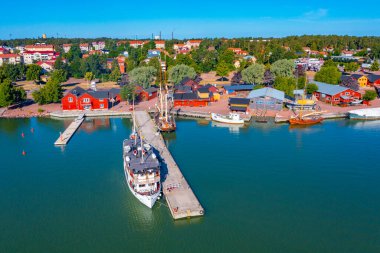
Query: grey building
[[247, 87, 285, 111]]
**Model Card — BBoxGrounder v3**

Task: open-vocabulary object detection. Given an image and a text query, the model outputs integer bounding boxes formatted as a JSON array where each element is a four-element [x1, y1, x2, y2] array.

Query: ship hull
[[211, 113, 244, 124], [289, 118, 323, 125], [123, 168, 160, 208]]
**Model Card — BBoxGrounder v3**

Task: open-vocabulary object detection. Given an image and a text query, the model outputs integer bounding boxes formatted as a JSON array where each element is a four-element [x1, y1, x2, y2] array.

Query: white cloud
[[303, 8, 328, 19]]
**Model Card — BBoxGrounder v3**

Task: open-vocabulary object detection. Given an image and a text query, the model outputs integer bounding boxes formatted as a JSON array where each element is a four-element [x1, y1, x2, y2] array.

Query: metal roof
[[314, 81, 349, 96], [224, 84, 254, 91], [247, 87, 285, 101], [368, 74, 380, 83], [229, 97, 250, 105]]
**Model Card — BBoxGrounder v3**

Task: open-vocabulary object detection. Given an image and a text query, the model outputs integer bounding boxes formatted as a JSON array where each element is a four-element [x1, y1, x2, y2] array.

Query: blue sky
[[1, 0, 380, 39]]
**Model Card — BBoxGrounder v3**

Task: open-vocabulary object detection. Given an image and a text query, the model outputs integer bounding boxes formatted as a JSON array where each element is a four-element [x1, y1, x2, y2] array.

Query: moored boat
[[348, 107, 380, 120], [289, 111, 324, 125], [123, 112, 161, 208], [211, 113, 244, 124]]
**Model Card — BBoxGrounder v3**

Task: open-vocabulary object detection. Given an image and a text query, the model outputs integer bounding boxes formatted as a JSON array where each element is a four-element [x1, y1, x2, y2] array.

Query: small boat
[[289, 111, 324, 125], [348, 107, 380, 120], [211, 113, 244, 124]]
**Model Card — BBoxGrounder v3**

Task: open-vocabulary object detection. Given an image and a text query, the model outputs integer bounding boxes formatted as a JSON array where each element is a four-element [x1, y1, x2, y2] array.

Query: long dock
[[54, 113, 85, 145], [134, 111, 204, 219]]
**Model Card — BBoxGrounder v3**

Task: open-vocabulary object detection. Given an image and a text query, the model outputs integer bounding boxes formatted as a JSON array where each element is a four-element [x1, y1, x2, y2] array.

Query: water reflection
[[211, 121, 246, 134], [80, 118, 111, 133], [344, 119, 380, 130]]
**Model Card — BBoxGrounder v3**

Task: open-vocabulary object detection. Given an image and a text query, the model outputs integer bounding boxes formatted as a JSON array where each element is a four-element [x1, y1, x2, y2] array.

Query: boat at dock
[[155, 86, 176, 132], [348, 107, 380, 120], [211, 113, 244, 124], [122, 113, 161, 208], [289, 111, 324, 125]]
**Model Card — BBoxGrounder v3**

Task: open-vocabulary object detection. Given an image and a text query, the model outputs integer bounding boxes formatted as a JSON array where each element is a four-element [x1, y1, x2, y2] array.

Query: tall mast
[[140, 132, 144, 164], [165, 93, 168, 120]]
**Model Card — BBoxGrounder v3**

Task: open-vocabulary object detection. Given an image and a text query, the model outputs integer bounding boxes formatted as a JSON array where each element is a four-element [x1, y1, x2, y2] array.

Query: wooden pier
[[54, 114, 85, 145], [134, 111, 204, 219]]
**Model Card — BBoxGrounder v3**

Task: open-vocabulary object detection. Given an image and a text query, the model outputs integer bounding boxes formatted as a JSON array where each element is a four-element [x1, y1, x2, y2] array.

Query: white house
[[63, 44, 72, 53], [0, 54, 23, 66]]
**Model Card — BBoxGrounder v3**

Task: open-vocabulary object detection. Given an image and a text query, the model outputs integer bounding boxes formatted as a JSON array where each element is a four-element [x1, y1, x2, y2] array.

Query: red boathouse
[[313, 81, 361, 105], [62, 86, 119, 110]]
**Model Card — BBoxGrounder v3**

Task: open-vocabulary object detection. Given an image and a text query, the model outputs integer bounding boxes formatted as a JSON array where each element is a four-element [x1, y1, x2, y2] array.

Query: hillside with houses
[[0, 35, 380, 119]]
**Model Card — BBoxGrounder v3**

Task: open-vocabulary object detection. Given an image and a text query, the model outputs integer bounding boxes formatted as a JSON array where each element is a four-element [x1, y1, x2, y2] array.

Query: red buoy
[[22, 150, 26, 156], [31, 128, 34, 133], [21, 132, 25, 138]]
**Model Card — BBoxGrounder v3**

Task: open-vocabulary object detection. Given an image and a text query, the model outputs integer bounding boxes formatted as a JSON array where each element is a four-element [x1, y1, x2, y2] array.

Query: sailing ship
[[123, 111, 161, 208], [155, 77, 176, 132], [211, 113, 244, 124], [289, 111, 324, 125], [289, 75, 323, 125]]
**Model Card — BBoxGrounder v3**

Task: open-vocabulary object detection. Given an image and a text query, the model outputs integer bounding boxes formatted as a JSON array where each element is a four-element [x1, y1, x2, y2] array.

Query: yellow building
[[352, 74, 368, 87]]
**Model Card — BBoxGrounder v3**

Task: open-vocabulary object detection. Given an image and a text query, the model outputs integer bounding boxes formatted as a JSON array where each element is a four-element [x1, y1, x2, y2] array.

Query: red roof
[[188, 40, 202, 43], [154, 40, 165, 44], [63, 44, 72, 47], [23, 51, 57, 55], [25, 44, 54, 50], [0, 54, 19, 58], [129, 40, 145, 45]]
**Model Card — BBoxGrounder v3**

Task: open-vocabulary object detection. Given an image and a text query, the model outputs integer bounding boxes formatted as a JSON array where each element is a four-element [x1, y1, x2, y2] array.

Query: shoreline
[[0, 108, 352, 123]]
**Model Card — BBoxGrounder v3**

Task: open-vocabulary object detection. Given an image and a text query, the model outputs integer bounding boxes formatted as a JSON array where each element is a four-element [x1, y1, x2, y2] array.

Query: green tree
[[0, 79, 26, 107], [363, 90, 377, 101], [345, 62, 359, 72], [50, 69, 68, 83], [0, 79, 14, 107], [168, 64, 196, 85], [84, 72, 95, 84], [270, 59, 294, 78], [219, 49, 235, 65], [216, 61, 230, 78], [109, 67, 121, 82], [120, 84, 137, 102], [26, 64, 42, 82], [32, 77, 63, 104], [314, 66, 342, 84], [370, 61, 379, 71], [274, 76, 297, 97], [306, 83, 319, 94], [241, 64, 265, 84], [129, 66, 157, 88]]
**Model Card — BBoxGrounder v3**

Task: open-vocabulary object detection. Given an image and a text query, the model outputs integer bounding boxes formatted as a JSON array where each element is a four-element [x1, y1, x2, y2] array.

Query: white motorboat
[[211, 113, 244, 124], [348, 107, 380, 120]]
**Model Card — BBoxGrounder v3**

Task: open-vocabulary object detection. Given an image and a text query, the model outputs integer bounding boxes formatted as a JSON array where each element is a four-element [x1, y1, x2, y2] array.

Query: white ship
[[348, 108, 380, 120], [122, 113, 161, 208], [211, 113, 244, 124]]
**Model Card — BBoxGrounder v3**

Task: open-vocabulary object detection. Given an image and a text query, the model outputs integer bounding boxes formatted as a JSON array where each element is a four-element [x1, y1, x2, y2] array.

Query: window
[[68, 97, 73, 102], [345, 92, 350, 96], [334, 97, 340, 101], [83, 98, 90, 103], [100, 103, 104, 108]]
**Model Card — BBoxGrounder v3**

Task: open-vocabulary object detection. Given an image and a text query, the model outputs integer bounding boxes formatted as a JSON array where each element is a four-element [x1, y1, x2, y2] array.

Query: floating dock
[[54, 114, 85, 145], [134, 111, 204, 219]]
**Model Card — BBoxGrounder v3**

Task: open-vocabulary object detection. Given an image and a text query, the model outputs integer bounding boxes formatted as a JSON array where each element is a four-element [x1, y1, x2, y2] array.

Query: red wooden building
[[135, 86, 158, 101], [173, 93, 209, 107], [313, 82, 361, 105], [62, 87, 119, 110], [368, 74, 380, 86]]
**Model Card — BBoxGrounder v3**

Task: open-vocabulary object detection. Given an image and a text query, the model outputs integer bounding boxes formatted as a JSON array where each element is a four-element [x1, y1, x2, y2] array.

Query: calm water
[[0, 117, 380, 252]]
